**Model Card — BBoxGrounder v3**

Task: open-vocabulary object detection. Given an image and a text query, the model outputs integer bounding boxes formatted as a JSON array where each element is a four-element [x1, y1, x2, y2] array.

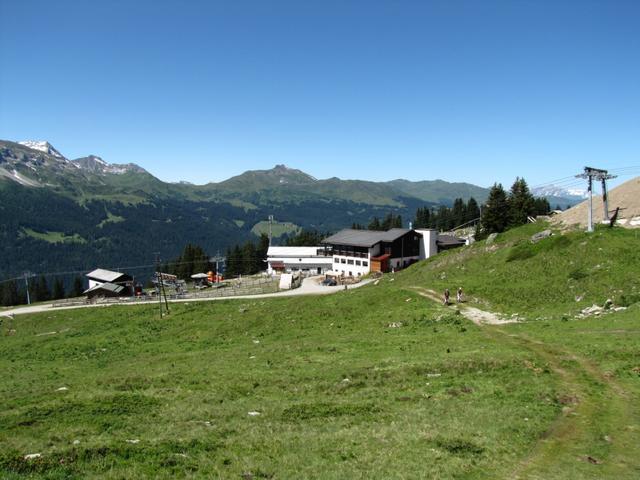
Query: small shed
[[85, 268, 133, 297], [83, 282, 126, 300]]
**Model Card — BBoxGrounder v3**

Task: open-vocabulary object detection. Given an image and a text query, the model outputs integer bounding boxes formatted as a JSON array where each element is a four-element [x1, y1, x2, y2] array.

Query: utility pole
[[23, 272, 34, 305], [268, 215, 274, 246], [210, 252, 225, 283], [575, 167, 617, 232], [154, 252, 163, 318]]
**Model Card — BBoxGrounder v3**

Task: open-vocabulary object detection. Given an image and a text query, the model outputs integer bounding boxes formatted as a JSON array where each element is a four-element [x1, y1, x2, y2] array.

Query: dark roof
[[83, 282, 125, 295], [322, 228, 412, 248], [437, 234, 466, 246]]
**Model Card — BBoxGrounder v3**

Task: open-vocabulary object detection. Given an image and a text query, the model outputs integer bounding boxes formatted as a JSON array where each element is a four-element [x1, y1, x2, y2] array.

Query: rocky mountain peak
[[18, 140, 66, 159]]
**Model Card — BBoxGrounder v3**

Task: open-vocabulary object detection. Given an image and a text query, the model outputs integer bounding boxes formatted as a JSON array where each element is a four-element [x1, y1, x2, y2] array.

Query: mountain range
[[0, 139, 579, 280]]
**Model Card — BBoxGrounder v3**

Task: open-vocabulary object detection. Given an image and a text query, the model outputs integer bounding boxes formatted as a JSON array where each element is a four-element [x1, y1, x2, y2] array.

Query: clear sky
[[1, 0, 639, 189]]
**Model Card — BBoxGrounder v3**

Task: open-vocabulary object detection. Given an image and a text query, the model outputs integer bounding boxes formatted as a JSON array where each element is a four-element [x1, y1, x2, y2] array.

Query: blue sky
[[1, 0, 639, 189]]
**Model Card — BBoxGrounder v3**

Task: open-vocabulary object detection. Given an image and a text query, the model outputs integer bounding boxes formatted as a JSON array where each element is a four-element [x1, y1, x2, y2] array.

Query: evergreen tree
[[508, 177, 536, 226], [414, 206, 431, 228], [451, 198, 466, 228], [71, 276, 85, 297], [481, 183, 509, 234], [242, 241, 258, 275], [32, 275, 51, 302], [226, 245, 243, 277], [533, 197, 551, 216], [1, 281, 22, 306], [368, 217, 382, 231], [255, 234, 270, 273], [466, 197, 480, 223], [434, 206, 450, 231], [52, 278, 66, 300]]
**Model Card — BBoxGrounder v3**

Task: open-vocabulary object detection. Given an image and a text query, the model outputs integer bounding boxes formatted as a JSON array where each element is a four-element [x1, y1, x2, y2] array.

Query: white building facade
[[322, 228, 466, 277], [266, 246, 333, 275]]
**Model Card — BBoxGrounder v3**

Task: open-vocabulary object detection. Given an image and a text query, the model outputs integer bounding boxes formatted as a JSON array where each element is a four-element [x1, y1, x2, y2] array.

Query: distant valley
[[0, 139, 578, 279]]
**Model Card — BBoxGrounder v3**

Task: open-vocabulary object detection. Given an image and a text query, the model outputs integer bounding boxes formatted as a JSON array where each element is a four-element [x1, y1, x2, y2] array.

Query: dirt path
[[410, 286, 517, 325], [412, 285, 638, 479]]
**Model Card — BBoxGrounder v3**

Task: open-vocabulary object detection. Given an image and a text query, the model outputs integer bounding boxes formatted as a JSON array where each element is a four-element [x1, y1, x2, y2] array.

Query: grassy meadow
[[1, 223, 639, 479]]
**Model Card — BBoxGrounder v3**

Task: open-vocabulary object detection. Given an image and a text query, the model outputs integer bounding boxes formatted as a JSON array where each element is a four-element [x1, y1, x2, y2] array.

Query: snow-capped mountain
[[0, 139, 151, 192], [18, 140, 66, 159], [72, 155, 148, 175], [532, 185, 588, 199]]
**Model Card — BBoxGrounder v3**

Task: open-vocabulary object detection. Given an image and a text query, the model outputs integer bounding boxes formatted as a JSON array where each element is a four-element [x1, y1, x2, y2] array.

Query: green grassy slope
[[402, 223, 640, 317], [1, 223, 639, 479]]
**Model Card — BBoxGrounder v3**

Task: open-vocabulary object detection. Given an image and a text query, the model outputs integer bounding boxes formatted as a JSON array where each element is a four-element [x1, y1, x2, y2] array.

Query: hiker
[[457, 287, 463, 303], [443, 288, 450, 306]]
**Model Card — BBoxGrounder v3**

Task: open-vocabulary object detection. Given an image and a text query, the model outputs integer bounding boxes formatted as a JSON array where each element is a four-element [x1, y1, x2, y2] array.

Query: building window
[[341, 258, 346, 264], [347, 259, 354, 265], [355, 260, 361, 266], [363, 261, 368, 267]]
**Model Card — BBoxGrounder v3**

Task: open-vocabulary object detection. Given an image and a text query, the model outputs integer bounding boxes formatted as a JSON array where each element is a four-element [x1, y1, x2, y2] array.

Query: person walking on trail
[[456, 287, 463, 303], [443, 288, 450, 306]]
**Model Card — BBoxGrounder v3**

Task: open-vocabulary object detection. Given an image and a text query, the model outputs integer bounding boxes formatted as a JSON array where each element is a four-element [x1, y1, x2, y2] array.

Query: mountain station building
[[321, 228, 466, 277]]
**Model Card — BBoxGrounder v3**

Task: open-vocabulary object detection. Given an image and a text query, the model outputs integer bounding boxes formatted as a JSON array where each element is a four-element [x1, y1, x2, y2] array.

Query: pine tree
[[33, 275, 51, 302], [534, 197, 551, 215], [1, 281, 22, 306], [226, 245, 243, 277], [52, 278, 66, 300], [466, 197, 480, 223], [508, 177, 536, 226], [242, 241, 257, 275], [256, 234, 270, 272], [414, 207, 431, 228], [368, 217, 382, 231], [481, 183, 509, 234], [71, 276, 85, 297]]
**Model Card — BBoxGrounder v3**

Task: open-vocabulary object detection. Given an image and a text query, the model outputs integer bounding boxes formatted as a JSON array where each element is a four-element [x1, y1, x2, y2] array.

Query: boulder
[[531, 229, 553, 243]]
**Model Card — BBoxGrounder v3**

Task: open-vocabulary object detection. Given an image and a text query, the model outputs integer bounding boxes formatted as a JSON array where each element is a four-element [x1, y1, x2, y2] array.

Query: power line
[[0, 256, 218, 285]]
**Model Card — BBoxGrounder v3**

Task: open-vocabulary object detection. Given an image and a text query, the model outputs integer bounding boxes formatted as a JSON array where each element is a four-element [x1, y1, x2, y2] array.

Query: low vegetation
[[1, 223, 639, 478]]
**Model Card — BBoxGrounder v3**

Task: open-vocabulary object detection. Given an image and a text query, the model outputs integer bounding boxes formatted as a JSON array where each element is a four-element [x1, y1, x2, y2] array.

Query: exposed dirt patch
[[410, 287, 518, 325]]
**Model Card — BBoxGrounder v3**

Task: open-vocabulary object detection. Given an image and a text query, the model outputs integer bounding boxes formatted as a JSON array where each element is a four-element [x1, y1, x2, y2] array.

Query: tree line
[[0, 275, 85, 307], [413, 197, 481, 231], [224, 234, 270, 277], [351, 213, 403, 231], [480, 177, 550, 236]]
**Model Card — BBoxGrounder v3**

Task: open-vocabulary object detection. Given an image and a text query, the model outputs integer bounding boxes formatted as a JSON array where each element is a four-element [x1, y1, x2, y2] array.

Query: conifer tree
[[226, 245, 243, 277], [368, 217, 382, 231], [466, 197, 480, 223], [481, 183, 509, 234], [256, 233, 270, 273], [508, 177, 536, 226], [1, 281, 22, 306], [242, 241, 257, 275], [71, 276, 85, 297], [52, 278, 65, 300], [33, 275, 51, 302]]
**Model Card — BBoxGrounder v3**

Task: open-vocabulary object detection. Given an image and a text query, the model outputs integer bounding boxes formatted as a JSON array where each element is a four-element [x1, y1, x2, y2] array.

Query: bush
[[619, 293, 640, 307]]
